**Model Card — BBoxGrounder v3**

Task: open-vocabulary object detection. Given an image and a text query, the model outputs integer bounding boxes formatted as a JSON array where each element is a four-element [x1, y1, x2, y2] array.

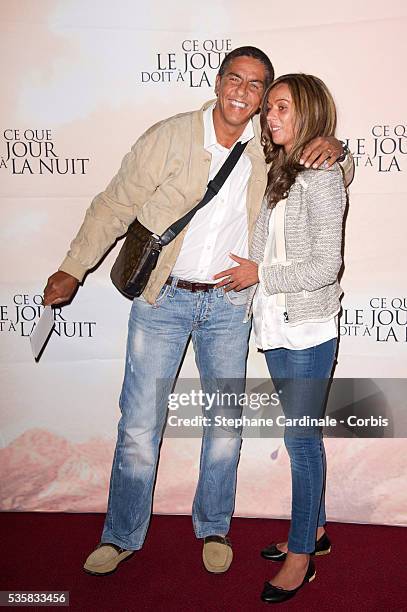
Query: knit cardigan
[[245, 164, 347, 325]]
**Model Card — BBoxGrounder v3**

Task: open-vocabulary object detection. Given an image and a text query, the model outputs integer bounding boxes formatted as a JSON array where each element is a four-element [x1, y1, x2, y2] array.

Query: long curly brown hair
[[260, 74, 337, 207]]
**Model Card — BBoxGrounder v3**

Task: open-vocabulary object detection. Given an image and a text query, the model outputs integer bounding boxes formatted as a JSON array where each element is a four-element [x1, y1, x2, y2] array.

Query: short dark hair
[[218, 46, 274, 88]]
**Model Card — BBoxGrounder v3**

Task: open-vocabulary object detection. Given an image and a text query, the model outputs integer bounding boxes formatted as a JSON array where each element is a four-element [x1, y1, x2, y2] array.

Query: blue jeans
[[264, 338, 337, 554], [101, 279, 251, 550]]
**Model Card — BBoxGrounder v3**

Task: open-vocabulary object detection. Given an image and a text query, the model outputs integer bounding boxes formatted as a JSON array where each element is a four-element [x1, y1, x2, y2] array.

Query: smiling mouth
[[271, 126, 281, 132], [229, 99, 248, 109]]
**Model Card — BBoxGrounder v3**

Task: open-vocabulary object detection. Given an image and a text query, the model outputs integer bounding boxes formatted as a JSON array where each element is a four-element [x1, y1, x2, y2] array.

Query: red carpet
[[1, 513, 406, 611]]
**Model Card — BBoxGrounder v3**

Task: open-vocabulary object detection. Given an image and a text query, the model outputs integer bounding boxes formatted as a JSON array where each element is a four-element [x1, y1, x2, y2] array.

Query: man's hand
[[213, 254, 259, 292], [43, 271, 79, 306], [300, 136, 343, 169]]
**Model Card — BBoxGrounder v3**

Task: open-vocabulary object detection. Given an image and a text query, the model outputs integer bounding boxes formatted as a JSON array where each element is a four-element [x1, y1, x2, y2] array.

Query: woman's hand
[[213, 254, 259, 292]]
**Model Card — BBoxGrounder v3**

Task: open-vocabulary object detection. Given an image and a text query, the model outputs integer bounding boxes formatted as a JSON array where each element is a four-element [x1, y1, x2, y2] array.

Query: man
[[44, 46, 352, 575]]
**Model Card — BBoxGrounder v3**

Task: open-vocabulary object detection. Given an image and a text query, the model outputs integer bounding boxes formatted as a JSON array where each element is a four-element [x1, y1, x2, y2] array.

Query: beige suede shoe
[[202, 536, 233, 573], [83, 543, 134, 575]]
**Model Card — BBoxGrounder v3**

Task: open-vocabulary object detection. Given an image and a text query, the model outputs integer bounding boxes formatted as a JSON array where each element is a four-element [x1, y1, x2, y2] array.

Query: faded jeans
[[101, 279, 251, 550], [264, 338, 337, 554]]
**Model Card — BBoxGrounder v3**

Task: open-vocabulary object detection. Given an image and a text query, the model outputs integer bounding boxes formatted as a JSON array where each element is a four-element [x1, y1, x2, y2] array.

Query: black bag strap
[[160, 140, 248, 246]]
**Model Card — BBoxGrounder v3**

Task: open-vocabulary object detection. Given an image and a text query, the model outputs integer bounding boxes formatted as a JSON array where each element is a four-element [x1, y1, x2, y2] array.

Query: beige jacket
[[59, 100, 268, 303], [59, 100, 354, 304]]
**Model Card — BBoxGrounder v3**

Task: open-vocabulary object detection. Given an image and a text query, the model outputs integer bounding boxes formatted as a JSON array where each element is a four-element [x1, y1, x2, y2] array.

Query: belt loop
[[216, 286, 224, 298], [169, 276, 177, 297]]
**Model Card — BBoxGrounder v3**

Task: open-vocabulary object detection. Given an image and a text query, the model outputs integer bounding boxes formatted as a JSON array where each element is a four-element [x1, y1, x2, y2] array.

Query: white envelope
[[30, 305, 55, 360]]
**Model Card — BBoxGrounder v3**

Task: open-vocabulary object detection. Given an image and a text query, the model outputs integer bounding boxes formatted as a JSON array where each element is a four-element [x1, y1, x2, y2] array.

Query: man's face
[[214, 56, 267, 131]]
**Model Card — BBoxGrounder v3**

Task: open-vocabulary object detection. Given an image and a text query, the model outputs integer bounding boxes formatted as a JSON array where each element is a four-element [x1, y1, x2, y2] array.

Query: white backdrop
[[0, 0, 406, 525]]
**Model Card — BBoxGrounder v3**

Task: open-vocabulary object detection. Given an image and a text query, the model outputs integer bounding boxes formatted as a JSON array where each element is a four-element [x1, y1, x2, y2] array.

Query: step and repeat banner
[[1, 1, 406, 525]]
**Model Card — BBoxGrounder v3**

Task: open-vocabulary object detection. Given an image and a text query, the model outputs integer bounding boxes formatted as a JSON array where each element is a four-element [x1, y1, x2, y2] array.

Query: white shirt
[[171, 103, 253, 282], [253, 200, 337, 351]]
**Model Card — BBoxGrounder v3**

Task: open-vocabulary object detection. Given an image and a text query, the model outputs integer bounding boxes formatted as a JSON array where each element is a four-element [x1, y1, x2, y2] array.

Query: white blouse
[[252, 200, 337, 351]]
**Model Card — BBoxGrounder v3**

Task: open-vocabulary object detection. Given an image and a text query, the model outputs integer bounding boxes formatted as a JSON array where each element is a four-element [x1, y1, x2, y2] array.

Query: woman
[[214, 74, 347, 603]]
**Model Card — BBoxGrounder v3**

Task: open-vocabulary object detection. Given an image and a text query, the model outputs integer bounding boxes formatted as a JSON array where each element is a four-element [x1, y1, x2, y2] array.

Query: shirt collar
[[203, 102, 255, 151]]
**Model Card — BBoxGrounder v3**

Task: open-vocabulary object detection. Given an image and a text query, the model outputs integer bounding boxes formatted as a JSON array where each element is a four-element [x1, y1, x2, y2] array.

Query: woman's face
[[266, 82, 296, 152]]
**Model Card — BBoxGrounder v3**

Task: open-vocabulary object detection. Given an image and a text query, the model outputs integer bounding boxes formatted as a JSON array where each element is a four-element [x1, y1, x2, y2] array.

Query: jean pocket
[[133, 284, 170, 306], [224, 288, 248, 307], [153, 283, 171, 305]]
